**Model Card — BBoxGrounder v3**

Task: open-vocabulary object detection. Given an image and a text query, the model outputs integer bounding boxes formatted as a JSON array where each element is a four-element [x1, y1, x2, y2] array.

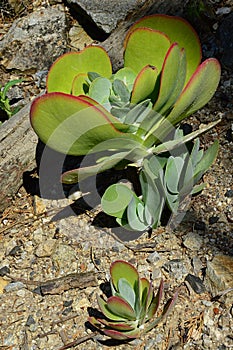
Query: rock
[[185, 274, 206, 294], [147, 251, 162, 266], [163, 259, 188, 281], [51, 244, 77, 271], [4, 281, 25, 292], [35, 239, 57, 257], [0, 266, 10, 277], [0, 6, 67, 71], [68, 24, 93, 50], [0, 277, 9, 294], [217, 12, 233, 70], [205, 255, 233, 305], [66, 0, 148, 34], [183, 232, 203, 250]]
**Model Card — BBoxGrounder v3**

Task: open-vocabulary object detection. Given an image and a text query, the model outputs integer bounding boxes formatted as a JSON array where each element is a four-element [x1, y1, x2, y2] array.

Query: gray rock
[[147, 251, 162, 266], [205, 255, 233, 305], [66, 0, 147, 34], [183, 232, 203, 250], [4, 281, 25, 292], [0, 6, 67, 71], [185, 274, 206, 294], [163, 259, 188, 281]]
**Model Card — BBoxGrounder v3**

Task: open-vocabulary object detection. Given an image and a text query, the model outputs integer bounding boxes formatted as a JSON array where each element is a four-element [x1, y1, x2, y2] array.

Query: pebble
[[0, 266, 10, 277], [185, 274, 206, 294], [26, 315, 36, 327], [4, 281, 25, 292], [183, 232, 203, 250], [191, 256, 203, 275], [163, 259, 188, 280], [147, 251, 162, 266], [35, 239, 57, 257], [225, 189, 233, 198], [216, 7, 231, 15]]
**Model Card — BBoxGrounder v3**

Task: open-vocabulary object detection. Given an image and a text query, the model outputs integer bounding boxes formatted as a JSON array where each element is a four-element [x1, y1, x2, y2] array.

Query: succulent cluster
[[89, 260, 178, 340], [29, 14, 221, 232], [102, 130, 219, 231]]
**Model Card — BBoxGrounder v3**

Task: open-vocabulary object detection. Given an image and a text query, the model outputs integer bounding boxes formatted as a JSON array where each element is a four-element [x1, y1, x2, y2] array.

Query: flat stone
[[183, 232, 203, 250], [163, 259, 188, 281], [205, 255, 233, 305], [66, 0, 147, 34], [0, 6, 67, 71], [35, 239, 57, 257], [51, 244, 77, 270]]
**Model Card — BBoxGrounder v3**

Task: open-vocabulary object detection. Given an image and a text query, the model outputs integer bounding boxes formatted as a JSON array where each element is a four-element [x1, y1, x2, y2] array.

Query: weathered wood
[[0, 0, 188, 213], [0, 102, 38, 212]]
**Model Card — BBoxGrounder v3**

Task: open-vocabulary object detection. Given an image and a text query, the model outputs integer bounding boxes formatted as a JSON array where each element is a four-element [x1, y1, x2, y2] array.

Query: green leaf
[[92, 317, 135, 331], [103, 328, 140, 340], [147, 279, 164, 319], [110, 260, 139, 295], [30, 93, 134, 156], [124, 14, 202, 84], [124, 27, 171, 75], [97, 295, 127, 321], [47, 46, 112, 93], [153, 43, 186, 115], [71, 73, 89, 96], [124, 99, 152, 124], [113, 67, 137, 92], [127, 196, 148, 231], [101, 183, 135, 218], [88, 77, 112, 108], [107, 296, 136, 320], [117, 278, 136, 309], [131, 65, 158, 104], [194, 139, 219, 183], [167, 58, 221, 125], [112, 79, 130, 103]]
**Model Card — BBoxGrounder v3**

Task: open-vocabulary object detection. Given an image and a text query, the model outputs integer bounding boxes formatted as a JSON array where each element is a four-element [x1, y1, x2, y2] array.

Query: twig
[[57, 332, 98, 350]]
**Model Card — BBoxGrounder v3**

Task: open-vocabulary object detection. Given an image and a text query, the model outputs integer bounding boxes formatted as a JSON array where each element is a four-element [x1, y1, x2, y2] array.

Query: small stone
[[62, 307, 73, 315], [147, 251, 162, 266], [35, 239, 56, 257], [216, 7, 231, 15], [4, 281, 25, 292], [52, 244, 77, 269], [185, 274, 206, 294], [63, 300, 73, 307], [8, 245, 22, 256], [194, 221, 206, 231], [0, 266, 10, 277], [26, 315, 36, 326], [209, 216, 219, 225], [163, 259, 187, 280], [192, 256, 203, 274], [225, 189, 233, 198], [183, 232, 203, 250], [152, 268, 162, 280]]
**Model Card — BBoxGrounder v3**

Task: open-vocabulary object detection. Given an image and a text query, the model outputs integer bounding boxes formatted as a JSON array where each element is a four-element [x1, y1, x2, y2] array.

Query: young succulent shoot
[[30, 14, 221, 186], [101, 132, 219, 232], [89, 260, 178, 340]]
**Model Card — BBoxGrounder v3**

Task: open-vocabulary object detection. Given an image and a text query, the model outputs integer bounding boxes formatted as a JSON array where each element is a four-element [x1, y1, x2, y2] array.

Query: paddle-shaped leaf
[[131, 65, 158, 104], [47, 46, 112, 93], [110, 260, 139, 293], [124, 28, 171, 75], [113, 67, 137, 92], [107, 296, 136, 320], [167, 58, 221, 125], [124, 14, 201, 84], [101, 183, 135, 219], [30, 93, 133, 156], [153, 43, 186, 115]]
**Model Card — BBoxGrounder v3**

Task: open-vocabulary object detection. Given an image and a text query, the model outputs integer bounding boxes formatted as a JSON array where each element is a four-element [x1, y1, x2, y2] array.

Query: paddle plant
[[30, 14, 221, 231], [88, 260, 178, 340]]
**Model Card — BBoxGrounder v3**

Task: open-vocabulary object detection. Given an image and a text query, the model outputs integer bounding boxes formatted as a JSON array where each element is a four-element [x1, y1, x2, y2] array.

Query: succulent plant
[[101, 130, 219, 231], [88, 260, 178, 340], [30, 14, 221, 185]]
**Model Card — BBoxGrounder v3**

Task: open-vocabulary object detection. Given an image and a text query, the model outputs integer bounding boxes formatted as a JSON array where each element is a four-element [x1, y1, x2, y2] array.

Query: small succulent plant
[[0, 78, 23, 124], [88, 260, 178, 340]]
